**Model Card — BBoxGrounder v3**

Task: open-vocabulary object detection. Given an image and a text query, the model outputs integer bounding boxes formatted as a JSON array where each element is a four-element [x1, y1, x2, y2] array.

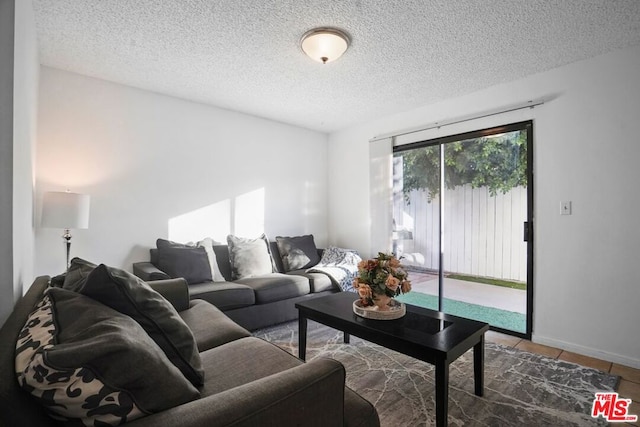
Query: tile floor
[[486, 330, 640, 426], [408, 273, 638, 424]]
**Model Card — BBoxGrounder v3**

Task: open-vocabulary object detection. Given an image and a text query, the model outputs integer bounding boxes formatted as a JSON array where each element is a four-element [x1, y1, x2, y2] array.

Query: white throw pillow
[[197, 238, 226, 282], [227, 234, 274, 279]]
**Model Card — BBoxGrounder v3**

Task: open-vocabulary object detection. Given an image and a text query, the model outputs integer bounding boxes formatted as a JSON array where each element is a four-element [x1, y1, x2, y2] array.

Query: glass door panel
[[392, 145, 442, 311], [393, 121, 532, 338], [442, 129, 528, 334]]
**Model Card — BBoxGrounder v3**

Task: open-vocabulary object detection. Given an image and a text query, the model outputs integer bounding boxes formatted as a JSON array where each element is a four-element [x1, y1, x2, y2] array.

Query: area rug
[[395, 292, 526, 333], [253, 321, 618, 426]]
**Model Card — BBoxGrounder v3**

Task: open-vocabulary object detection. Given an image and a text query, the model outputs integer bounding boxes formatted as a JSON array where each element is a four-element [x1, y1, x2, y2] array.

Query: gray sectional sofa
[[0, 271, 380, 426], [133, 240, 339, 330]]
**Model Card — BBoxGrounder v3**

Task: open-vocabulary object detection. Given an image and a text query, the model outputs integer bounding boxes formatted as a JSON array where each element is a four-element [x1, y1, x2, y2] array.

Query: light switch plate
[[561, 201, 572, 215]]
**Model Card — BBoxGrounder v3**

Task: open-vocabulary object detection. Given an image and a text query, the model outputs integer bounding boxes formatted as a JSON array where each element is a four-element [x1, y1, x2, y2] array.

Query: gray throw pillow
[[157, 246, 213, 284], [15, 288, 199, 426], [80, 264, 205, 386], [156, 238, 190, 249], [276, 235, 321, 271], [227, 234, 276, 279], [56, 257, 97, 292]]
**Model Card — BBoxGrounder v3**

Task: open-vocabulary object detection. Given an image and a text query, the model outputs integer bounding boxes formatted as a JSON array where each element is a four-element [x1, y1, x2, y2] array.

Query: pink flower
[[385, 275, 400, 291], [357, 284, 373, 301], [401, 280, 412, 293]]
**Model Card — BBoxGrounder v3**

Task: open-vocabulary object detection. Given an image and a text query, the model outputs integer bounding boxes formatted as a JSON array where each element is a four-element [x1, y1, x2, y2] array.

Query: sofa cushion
[[212, 244, 233, 281], [179, 299, 251, 352], [198, 337, 302, 397], [155, 237, 223, 282], [227, 234, 276, 279], [235, 273, 310, 304], [276, 235, 321, 271], [269, 241, 286, 272], [55, 257, 97, 291], [157, 246, 213, 285], [189, 281, 255, 310], [80, 264, 205, 386], [15, 288, 199, 426], [344, 386, 380, 427], [156, 238, 190, 249], [287, 270, 334, 293]]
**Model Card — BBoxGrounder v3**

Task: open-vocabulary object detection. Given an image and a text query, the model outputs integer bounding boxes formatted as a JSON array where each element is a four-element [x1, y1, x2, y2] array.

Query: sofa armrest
[[126, 358, 346, 427], [133, 261, 171, 281], [147, 278, 190, 312]]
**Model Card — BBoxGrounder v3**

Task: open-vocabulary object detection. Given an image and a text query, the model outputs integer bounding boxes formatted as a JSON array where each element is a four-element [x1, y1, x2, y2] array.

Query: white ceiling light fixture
[[301, 28, 350, 64]]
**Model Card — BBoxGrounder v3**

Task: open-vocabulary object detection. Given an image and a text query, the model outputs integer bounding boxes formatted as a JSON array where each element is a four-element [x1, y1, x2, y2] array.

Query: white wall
[[0, 0, 38, 327], [13, 0, 38, 296], [328, 44, 640, 368], [36, 67, 328, 276]]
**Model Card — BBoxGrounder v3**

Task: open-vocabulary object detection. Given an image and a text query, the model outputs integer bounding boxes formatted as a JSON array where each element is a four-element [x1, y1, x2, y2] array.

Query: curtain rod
[[369, 97, 547, 143]]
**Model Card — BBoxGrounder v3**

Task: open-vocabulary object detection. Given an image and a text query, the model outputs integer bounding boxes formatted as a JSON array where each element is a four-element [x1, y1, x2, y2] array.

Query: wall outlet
[[561, 201, 572, 215]]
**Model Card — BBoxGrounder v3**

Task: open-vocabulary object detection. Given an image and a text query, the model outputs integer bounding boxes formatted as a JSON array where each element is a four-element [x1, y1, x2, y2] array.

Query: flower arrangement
[[353, 253, 411, 308]]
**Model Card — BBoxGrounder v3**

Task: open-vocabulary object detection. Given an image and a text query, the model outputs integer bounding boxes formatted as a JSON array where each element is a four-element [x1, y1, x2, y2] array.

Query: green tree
[[396, 130, 527, 200]]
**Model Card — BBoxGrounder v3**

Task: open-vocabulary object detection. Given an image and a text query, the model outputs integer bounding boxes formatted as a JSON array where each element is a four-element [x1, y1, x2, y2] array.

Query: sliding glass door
[[393, 121, 533, 338]]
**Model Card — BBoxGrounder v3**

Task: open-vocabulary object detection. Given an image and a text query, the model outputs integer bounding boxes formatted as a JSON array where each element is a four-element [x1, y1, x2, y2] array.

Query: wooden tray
[[352, 298, 406, 320]]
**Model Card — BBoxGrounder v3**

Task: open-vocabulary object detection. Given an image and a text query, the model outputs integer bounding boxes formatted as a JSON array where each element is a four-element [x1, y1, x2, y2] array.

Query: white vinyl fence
[[394, 185, 527, 282]]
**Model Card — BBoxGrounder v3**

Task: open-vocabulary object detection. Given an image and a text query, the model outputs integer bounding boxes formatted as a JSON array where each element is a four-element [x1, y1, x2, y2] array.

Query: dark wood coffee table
[[296, 292, 489, 427]]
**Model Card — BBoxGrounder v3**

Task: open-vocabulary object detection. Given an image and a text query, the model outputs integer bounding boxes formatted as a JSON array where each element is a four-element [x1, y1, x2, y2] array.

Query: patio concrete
[[410, 277, 527, 314]]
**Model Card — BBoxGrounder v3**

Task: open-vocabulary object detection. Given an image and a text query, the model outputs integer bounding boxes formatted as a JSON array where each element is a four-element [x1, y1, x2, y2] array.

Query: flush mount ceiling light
[[301, 28, 350, 64]]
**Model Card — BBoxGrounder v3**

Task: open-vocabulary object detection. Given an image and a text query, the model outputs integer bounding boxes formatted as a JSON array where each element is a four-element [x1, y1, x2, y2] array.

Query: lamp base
[[62, 229, 72, 271]]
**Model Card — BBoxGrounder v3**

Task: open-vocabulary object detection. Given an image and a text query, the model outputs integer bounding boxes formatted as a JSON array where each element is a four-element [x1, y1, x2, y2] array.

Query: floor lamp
[[41, 191, 90, 271]]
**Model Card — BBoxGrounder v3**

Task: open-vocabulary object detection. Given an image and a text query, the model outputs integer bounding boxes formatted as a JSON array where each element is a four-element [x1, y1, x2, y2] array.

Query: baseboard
[[532, 334, 640, 369]]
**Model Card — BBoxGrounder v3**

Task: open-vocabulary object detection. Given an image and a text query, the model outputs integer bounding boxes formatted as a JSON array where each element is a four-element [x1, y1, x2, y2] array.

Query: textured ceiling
[[33, 0, 640, 133]]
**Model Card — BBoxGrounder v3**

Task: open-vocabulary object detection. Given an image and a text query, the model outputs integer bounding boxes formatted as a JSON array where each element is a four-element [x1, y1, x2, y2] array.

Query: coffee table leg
[[435, 359, 449, 427], [473, 334, 485, 396], [298, 315, 307, 361], [344, 332, 350, 344]]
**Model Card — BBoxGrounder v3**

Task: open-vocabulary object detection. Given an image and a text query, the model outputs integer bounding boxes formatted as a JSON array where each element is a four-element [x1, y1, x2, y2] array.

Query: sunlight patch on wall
[[167, 187, 265, 243], [168, 199, 231, 243], [234, 188, 265, 238]]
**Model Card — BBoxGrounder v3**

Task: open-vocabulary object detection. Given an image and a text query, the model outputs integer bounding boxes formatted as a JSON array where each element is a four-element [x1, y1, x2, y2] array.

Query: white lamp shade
[[41, 192, 90, 229], [301, 29, 350, 64]]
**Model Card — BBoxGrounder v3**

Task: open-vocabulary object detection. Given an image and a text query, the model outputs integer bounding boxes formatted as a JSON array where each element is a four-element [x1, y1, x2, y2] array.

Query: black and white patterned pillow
[[15, 288, 199, 426], [318, 246, 361, 265]]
